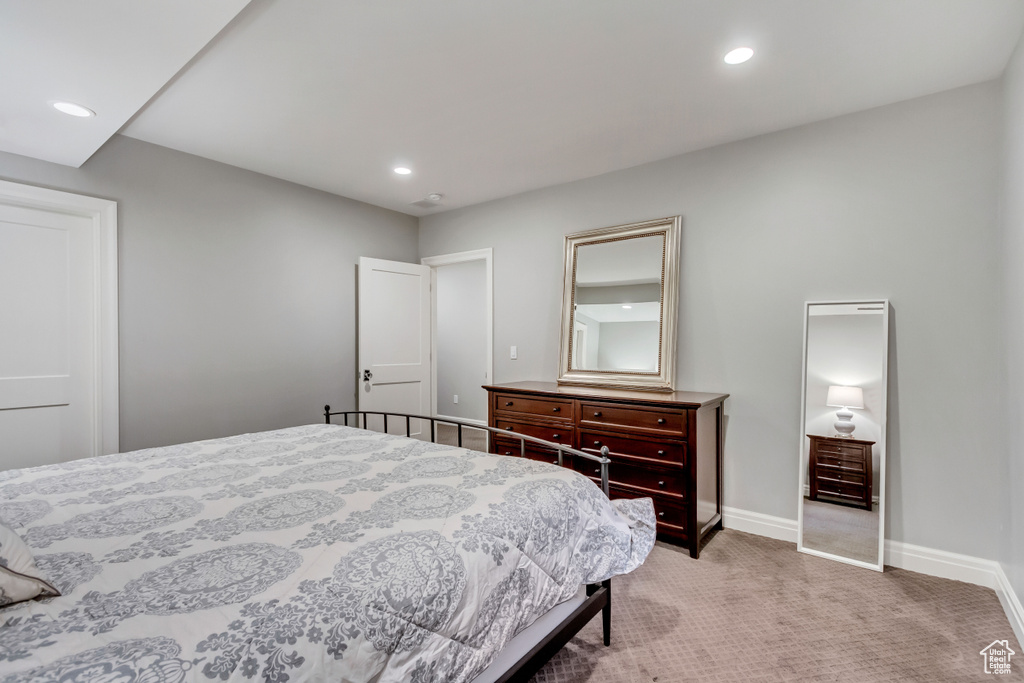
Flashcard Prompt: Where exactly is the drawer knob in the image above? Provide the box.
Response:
[594,441,601,446]
[552,434,560,439]
[552,460,558,465]
[505,427,513,431]
[657,450,665,456]
[658,481,665,487]
[552,407,560,412]
[593,411,602,417]
[658,511,665,518]
[657,418,666,425]
[505,401,513,406]
[504,451,512,456]
[594,468,600,474]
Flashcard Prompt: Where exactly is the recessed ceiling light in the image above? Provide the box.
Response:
[622,305,633,310]
[724,47,754,65]
[52,101,95,117]
[394,167,412,175]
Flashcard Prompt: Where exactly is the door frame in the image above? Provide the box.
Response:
[421,248,493,425]
[0,180,119,456]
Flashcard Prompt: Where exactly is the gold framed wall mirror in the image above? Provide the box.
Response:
[557,216,680,392]
[797,300,890,571]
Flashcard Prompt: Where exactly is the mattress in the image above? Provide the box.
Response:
[0,423,655,682]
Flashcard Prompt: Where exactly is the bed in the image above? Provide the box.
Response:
[0,416,656,683]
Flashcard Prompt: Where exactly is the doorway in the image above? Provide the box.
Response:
[421,249,492,435]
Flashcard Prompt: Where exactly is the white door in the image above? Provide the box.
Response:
[357,257,431,437]
[0,185,118,471]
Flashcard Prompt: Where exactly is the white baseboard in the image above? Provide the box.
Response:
[721,506,1024,643]
[995,564,1024,649]
[722,506,797,543]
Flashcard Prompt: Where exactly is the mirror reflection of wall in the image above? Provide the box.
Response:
[798,301,888,571]
[570,235,664,373]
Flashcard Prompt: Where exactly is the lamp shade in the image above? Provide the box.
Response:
[826,385,864,409]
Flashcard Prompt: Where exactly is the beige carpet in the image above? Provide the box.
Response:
[532,530,1023,682]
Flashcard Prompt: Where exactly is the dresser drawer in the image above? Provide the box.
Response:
[578,401,685,435]
[608,486,688,539]
[815,441,869,458]
[492,393,574,420]
[493,437,571,467]
[575,456,685,497]
[815,452,867,473]
[580,430,686,466]
[815,466,865,486]
[815,480,867,503]
[494,419,571,448]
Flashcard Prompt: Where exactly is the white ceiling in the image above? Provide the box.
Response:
[5,1,1024,216]
[0,1,251,167]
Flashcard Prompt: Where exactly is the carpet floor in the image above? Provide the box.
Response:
[531,530,1022,682]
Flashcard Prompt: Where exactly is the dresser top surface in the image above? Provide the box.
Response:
[484,381,728,407]
[807,434,876,446]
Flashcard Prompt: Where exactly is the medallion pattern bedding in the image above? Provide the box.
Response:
[0,423,656,682]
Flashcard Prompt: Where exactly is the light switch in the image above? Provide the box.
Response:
[453,395,459,404]
[510,345,518,360]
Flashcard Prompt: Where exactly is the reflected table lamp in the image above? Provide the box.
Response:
[826,385,864,438]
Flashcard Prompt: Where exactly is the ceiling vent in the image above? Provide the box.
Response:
[410,193,444,209]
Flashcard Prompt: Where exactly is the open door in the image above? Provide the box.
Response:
[357,257,431,437]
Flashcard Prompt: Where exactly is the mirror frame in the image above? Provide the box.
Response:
[796,299,889,572]
[557,216,681,392]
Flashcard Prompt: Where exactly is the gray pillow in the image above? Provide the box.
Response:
[0,522,60,607]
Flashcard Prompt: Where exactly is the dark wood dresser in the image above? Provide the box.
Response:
[807,434,874,511]
[484,381,728,558]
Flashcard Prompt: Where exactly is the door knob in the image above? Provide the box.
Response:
[362,369,373,381]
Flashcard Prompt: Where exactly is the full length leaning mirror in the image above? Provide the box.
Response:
[558,216,680,391]
[797,300,889,571]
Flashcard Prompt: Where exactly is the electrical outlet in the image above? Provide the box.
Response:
[453,395,459,404]
[510,345,518,360]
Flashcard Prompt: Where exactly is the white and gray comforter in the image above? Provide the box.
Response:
[0,423,655,682]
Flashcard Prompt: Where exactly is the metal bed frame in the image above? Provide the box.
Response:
[324,405,614,683]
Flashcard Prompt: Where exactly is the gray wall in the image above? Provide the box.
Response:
[436,259,488,421]
[0,135,418,451]
[1001,32,1024,611]
[420,82,1004,559]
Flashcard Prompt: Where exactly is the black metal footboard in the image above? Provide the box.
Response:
[323,404,615,675]
[323,405,611,497]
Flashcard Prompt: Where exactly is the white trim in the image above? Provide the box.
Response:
[995,564,1024,648]
[421,249,493,420]
[0,179,119,456]
[723,505,1024,642]
[722,506,797,542]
